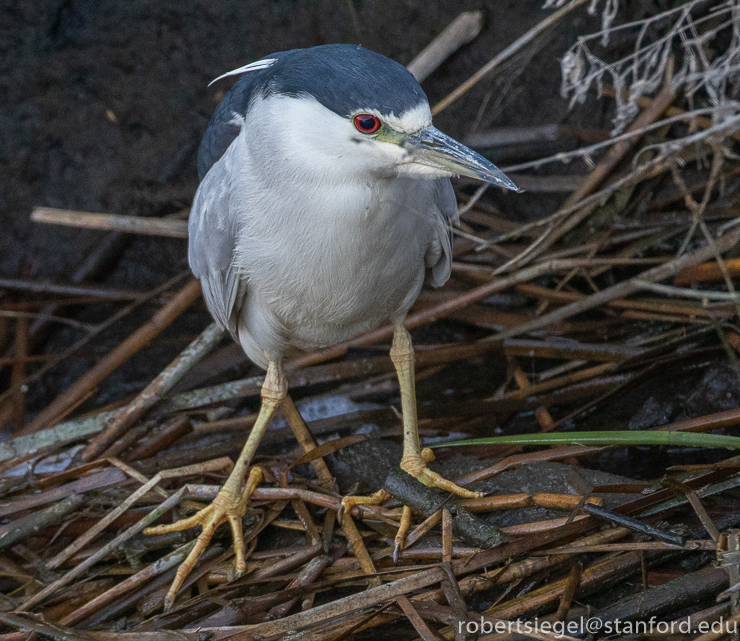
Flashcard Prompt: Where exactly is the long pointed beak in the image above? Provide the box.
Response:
[403,127,521,192]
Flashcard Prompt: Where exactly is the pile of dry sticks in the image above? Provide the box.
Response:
[1,3,740,640]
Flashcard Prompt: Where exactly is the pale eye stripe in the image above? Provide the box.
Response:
[355,103,432,134]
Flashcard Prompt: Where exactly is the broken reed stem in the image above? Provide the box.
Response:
[31,208,189,238]
[20,279,202,435]
[81,322,223,462]
[340,513,381,588]
[407,11,483,82]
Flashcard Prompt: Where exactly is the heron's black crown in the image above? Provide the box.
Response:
[263,44,427,118]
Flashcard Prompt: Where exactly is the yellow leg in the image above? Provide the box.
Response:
[391,322,482,496]
[145,360,286,611]
[338,324,483,564]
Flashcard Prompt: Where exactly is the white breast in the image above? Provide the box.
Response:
[216,94,446,361]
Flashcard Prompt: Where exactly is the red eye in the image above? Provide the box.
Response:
[353,113,381,134]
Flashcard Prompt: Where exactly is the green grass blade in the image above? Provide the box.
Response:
[431,431,740,450]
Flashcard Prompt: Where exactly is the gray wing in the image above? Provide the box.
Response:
[192,52,301,331]
[189,157,246,338]
[425,178,458,287]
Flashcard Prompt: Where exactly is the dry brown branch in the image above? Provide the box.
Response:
[31,208,189,238]
[81,322,223,461]
[20,279,201,435]
[407,11,483,83]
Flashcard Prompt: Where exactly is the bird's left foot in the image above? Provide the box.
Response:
[391,448,482,562]
[338,489,413,564]
[339,449,482,563]
[401,448,482,499]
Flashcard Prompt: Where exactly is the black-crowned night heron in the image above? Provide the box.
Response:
[146,44,519,607]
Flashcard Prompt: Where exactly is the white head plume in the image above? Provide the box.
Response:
[208,59,278,87]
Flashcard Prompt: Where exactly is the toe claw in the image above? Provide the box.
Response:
[392,543,402,565]
[163,596,175,613]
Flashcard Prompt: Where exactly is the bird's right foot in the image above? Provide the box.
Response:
[144,466,263,611]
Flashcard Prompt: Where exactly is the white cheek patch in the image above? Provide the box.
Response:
[356,102,432,134]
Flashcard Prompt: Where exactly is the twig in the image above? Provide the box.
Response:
[0,613,97,641]
[431,0,590,114]
[81,322,223,462]
[31,208,189,238]
[633,279,740,301]
[396,595,439,641]
[0,467,125,518]
[582,503,685,546]
[407,11,483,82]
[0,310,94,331]
[674,257,740,286]
[0,493,84,551]
[0,277,155,301]
[591,564,729,627]
[122,414,192,461]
